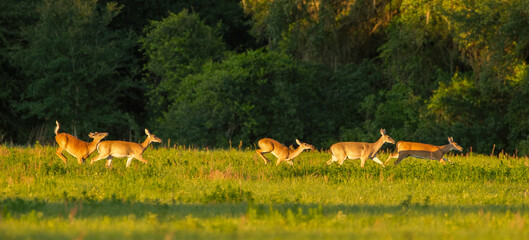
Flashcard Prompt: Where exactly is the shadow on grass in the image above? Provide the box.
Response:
[2,196,528,220]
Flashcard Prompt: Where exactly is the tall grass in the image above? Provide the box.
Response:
[1,145,529,239]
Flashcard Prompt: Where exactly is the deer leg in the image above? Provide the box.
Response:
[256,149,269,165]
[90,153,109,165]
[372,156,385,167]
[360,157,367,168]
[287,160,294,166]
[136,155,149,165]
[439,158,446,164]
[126,157,133,168]
[442,157,452,163]
[395,153,408,165]
[275,157,283,166]
[105,156,114,168]
[337,155,347,165]
[56,148,68,164]
[326,155,338,165]
[78,154,89,164]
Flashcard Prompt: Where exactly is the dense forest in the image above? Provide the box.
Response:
[1,0,529,155]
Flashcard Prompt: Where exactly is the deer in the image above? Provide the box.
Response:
[327,129,395,167]
[54,121,108,164]
[385,137,463,165]
[90,129,162,168]
[256,138,315,166]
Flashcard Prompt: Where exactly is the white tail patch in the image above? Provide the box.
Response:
[55,121,60,135]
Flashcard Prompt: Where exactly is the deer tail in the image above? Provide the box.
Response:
[55,121,60,135]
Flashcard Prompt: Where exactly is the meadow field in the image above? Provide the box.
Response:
[1,144,529,239]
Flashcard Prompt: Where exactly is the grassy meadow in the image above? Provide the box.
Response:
[1,144,529,239]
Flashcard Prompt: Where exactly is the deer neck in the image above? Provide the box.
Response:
[439,144,452,155]
[370,137,386,157]
[140,137,152,152]
[87,139,101,154]
[287,146,305,160]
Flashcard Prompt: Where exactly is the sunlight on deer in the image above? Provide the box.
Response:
[256,138,314,166]
[90,129,162,168]
[327,129,395,167]
[54,121,108,164]
[385,137,463,165]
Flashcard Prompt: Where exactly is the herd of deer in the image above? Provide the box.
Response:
[54,121,463,168]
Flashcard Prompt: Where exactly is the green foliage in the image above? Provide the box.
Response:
[3,0,529,156]
[506,64,529,154]
[140,9,226,118]
[244,0,400,69]
[203,185,254,203]
[375,0,529,152]
[0,0,39,142]
[372,83,422,142]
[10,0,140,139]
[159,50,324,147]
[323,60,388,143]
[379,0,455,96]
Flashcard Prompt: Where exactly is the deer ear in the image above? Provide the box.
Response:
[145,129,150,136]
[88,133,95,138]
[296,139,301,145]
[448,137,453,143]
[380,129,386,136]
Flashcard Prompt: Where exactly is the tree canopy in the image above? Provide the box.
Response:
[2,0,529,155]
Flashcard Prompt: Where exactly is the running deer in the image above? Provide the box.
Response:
[256,138,314,166]
[327,129,395,167]
[54,121,108,164]
[90,129,162,168]
[385,137,463,165]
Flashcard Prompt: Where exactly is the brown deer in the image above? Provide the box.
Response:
[54,121,108,164]
[256,138,314,166]
[90,129,162,168]
[385,137,463,165]
[327,129,395,167]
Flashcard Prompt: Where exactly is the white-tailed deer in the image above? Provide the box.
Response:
[327,129,395,167]
[385,137,463,165]
[90,129,162,168]
[256,138,314,166]
[54,121,108,164]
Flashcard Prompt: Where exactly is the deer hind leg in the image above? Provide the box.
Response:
[337,155,347,165]
[105,156,114,168]
[126,157,134,168]
[326,154,338,165]
[77,154,89,164]
[256,149,270,165]
[56,148,68,164]
[360,157,368,168]
[90,153,109,165]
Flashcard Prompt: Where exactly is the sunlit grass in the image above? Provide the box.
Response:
[1,145,529,239]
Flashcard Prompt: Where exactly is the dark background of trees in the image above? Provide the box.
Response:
[2,0,529,155]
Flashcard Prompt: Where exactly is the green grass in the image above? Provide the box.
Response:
[1,144,529,239]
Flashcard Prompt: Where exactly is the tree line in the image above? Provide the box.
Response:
[1,0,529,155]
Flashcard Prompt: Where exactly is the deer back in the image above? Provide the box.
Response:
[331,142,372,158]
[97,140,143,158]
[56,133,89,156]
